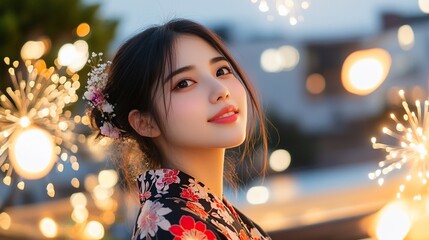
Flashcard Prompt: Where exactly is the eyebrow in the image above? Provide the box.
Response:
[165,56,228,81]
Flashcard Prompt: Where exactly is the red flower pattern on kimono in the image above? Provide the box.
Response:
[169,215,216,240]
[132,169,271,240]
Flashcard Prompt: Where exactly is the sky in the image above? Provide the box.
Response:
[86,0,422,49]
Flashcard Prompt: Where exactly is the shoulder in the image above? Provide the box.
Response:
[132,197,223,240]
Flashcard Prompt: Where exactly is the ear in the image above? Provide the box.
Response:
[128,110,161,138]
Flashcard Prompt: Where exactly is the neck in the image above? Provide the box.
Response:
[160,146,225,197]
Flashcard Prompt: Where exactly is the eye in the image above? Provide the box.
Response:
[175,79,195,89]
[216,66,232,77]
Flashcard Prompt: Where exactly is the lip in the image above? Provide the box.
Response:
[208,105,239,124]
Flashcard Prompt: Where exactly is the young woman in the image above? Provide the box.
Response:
[85,19,270,239]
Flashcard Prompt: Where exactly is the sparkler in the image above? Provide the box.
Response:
[250,0,310,25]
[369,90,429,200]
[0,58,84,196]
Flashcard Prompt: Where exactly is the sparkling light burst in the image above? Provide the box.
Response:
[250,0,310,25]
[369,90,429,200]
[0,58,83,196]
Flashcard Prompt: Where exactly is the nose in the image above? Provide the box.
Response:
[209,79,230,103]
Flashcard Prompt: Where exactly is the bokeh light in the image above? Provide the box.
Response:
[261,48,283,72]
[9,127,56,180]
[251,0,309,25]
[76,23,91,37]
[269,149,292,172]
[397,25,415,50]
[98,169,119,189]
[277,45,300,70]
[247,186,270,204]
[0,212,11,230]
[83,221,105,240]
[39,217,58,238]
[20,41,46,60]
[70,192,87,208]
[71,207,89,224]
[306,73,326,94]
[57,40,89,72]
[418,0,429,13]
[375,201,411,240]
[260,45,299,72]
[341,48,391,95]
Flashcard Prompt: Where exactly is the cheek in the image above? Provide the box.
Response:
[231,81,247,112]
[162,93,207,130]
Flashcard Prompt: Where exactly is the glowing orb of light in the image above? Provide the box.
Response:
[260,48,283,72]
[260,45,300,73]
[397,25,415,50]
[76,23,91,37]
[306,73,326,95]
[277,45,300,71]
[57,40,89,72]
[0,212,11,230]
[375,201,411,240]
[98,169,119,189]
[70,192,87,208]
[20,41,46,60]
[9,127,56,180]
[269,149,291,172]
[246,186,269,205]
[419,0,429,13]
[57,43,76,66]
[39,217,58,238]
[83,221,105,240]
[19,116,31,128]
[341,48,391,96]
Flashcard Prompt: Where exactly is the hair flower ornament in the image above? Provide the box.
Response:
[84,52,122,139]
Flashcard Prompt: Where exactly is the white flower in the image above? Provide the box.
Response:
[136,200,172,238]
[83,91,94,101]
[101,103,114,113]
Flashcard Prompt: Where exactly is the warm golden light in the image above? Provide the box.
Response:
[57,40,89,72]
[397,25,415,50]
[269,149,291,172]
[247,186,269,204]
[70,192,87,208]
[19,116,31,128]
[84,174,98,192]
[71,207,89,224]
[93,185,114,201]
[71,177,80,188]
[47,183,55,197]
[17,181,25,190]
[39,217,58,238]
[375,201,411,240]
[83,221,105,240]
[0,212,11,230]
[76,23,90,37]
[341,48,391,95]
[418,0,429,13]
[306,73,326,94]
[2,176,11,186]
[20,41,45,60]
[98,169,118,189]
[9,127,56,180]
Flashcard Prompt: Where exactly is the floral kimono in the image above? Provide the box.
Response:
[132,169,271,240]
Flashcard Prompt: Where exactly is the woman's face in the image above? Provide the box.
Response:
[153,34,247,150]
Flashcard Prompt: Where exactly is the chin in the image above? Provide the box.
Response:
[224,134,246,149]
